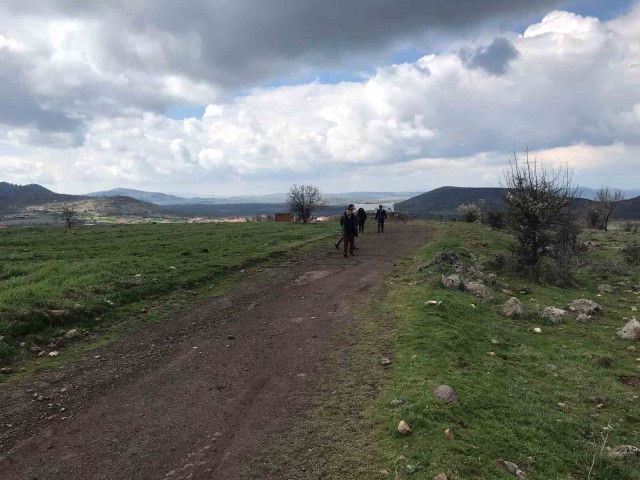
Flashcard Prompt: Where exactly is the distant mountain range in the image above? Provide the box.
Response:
[85,188,423,206]
[577,187,640,200]
[396,186,640,219]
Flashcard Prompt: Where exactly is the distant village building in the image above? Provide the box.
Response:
[353,203,394,213]
[274,213,293,222]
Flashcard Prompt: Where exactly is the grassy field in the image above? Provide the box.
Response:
[368,222,640,479]
[0,221,335,366]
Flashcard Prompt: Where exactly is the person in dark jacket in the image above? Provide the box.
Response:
[375,205,387,233]
[357,207,367,233]
[340,207,358,257]
[335,204,359,250]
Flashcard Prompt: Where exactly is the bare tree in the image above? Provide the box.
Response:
[477,198,487,224]
[287,185,326,223]
[61,203,76,230]
[503,151,578,268]
[594,187,624,231]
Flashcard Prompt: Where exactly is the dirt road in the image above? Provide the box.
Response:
[0,223,429,480]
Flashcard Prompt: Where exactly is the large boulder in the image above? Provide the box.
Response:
[617,318,640,340]
[567,299,603,316]
[433,385,458,404]
[500,297,526,319]
[542,307,567,324]
[464,281,493,301]
[441,274,462,290]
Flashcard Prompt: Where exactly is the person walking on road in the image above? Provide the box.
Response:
[340,207,358,257]
[357,207,367,234]
[335,204,359,250]
[375,205,387,233]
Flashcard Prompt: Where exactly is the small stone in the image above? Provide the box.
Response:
[390,399,404,407]
[617,318,640,340]
[227,335,235,340]
[491,338,500,345]
[381,358,392,366]
[434,474,448,480]
[0,367,13,375]
[441,274,462,290]
[533,327,542,334]
[598,284,615,294]
[542,307,567,324]
[567,299,604,316]
[20,342,27,348]
[36,395,44,402]
[558,402,569,410]
[64,329,80,339]
[544,364,557,370]
[444,428,455,440]
[398,420,413,436]
[425,300,441,306]
[627,346,637,352]
[607,445,640,458]
[30,346,42,353]
[497,460,526,478]
[464,281,493,301]
[433,385,458,404]
[500,297,526,319]
[48,351,60,357]
[576,314,592,323]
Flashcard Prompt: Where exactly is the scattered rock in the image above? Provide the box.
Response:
[64,329,80,339]
[390,399,404,407]
[497,460,526,478]
[398,420,413,436]
[19,342,27,348]
[627,345,637,352]
[444,428,455,440]
[567,299,604,316]
[617,318,640,340]
[533,327,542,334]
[425,300,442,306]
[433,252,459,265]
[30,346,42,353]
[48,309,69,319]
[484,274,499,287]
[48,351,60,357]
[542,307,567,324]
[607,445,640,458]
[598,284,615,294]
[576,314,592,323]
[0,367,12,375]
[464,281,493,301]
[441,274,462,290]
[544,364,557,370]
[227,335,235,340]
[500,297,526,319]
[434,474,448,480]
[587,396,610,405]
[381,358,392,366]
[558,402,569,410]
[433,385,458,404]
[491,338,500,345]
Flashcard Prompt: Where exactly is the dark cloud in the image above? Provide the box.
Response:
[459,37,520,75]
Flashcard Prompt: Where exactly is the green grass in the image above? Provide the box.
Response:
[367,222,640,479]
[0,222,335,366]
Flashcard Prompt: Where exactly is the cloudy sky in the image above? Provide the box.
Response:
[0,0,638,196]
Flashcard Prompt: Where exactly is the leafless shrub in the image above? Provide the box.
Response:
[593,187,624,231]
[502,150,579,279]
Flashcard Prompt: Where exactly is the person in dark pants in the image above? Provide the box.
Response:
[340,207,358,257]
[335,204,359,250]
[375,205,387,233]
[357,207,367,233]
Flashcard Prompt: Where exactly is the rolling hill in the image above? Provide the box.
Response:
[397,186,640,220]
[0,182,79,213]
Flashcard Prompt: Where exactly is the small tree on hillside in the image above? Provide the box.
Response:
[503,151,578,268]
[61,203,76,230]
[457,202,481,222]
[594,187,624,232]
[477,198,487,224]
[287,184,325,223]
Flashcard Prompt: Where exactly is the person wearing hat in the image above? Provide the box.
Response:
[375,205,387,233]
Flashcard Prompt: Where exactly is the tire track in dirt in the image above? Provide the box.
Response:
[0,223,429,480]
